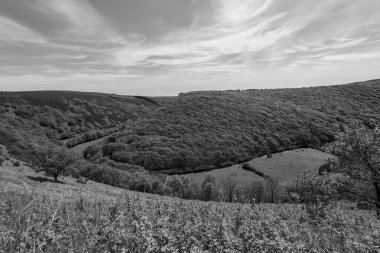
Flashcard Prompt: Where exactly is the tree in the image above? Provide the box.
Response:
[266,178,280,203]
[296,172,340,219]
[221,174,239,202]
[32,148,76,182]
[201,175,218,201]
[325,124,380,217]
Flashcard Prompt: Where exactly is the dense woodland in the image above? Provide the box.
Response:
[0,91,162,161]
[95,80,380,174]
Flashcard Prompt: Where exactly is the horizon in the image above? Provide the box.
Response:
[1,78,379,97]
[1,0,380,96]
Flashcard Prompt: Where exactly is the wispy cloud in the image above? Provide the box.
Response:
[320,52,380,61]
[30,0,125,48]
[112,5,296,73]
[0,16,45,44]
[211,0,273,24]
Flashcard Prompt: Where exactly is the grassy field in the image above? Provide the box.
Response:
[0,159,379,252]
[185,148,335,186]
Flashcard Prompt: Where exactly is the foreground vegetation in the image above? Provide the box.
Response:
[0,187,379,252]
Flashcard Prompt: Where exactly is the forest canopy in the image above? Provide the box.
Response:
[100,80,380,173]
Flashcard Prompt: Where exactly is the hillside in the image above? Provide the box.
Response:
[0,90,160,161]
[0,156,379,252]
[97,79,380,173]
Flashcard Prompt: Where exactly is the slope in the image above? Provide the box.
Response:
[99,79,380,173]
[0,90,160,161]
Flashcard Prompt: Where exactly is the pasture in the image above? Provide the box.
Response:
[185,148,336,186]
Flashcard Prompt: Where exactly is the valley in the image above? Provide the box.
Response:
[1,80,380,252]
[1,79,379,201]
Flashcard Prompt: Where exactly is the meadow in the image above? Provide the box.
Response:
[1,161,379,253]
[184,148,335,186]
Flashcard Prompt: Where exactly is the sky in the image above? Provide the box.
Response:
[0,0,380,96]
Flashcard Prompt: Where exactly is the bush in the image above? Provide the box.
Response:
[12,161,21,167]
[76,177,88,185]
[296,172,340,219]
[80,164,130,189]
[102,143,126,156]
[357,201,374,210]
[241,163,267,178]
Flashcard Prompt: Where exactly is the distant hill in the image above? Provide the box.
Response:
[99,79,380,173]
[0,90,160,160]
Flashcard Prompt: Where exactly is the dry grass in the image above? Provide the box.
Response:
[1,160,379,252]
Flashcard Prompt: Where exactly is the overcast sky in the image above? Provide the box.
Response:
[0,0,379,95]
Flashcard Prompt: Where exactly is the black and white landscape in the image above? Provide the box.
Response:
[0,1,379,252]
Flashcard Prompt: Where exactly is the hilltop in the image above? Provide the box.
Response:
[95,79,380,174]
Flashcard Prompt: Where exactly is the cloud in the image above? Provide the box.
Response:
[1,0,380,95]
[32,0,124,46]
[211,0,273,24]
[0,15,45,44]
[320,52,380,61]
[112,9,295,72]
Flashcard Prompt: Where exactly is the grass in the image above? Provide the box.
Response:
[245,148,335,184]
[184,148,335,186]
[1,157,379,252]
[183,164,265,186]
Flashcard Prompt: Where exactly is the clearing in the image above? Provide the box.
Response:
[184,148,336,186]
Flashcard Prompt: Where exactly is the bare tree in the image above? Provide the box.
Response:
[266,178,280,203]
[244,181,265,203]
[221,174,239,202]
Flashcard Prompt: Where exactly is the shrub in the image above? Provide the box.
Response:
[14,106,34,118]
[102,143,126,156]
[296,172,340,219]
[80,164,131,188]
[241,163,267,178]
[76,177,88,184]
[12,161,21,167]
[357,201,374,210]
[59,132,71,140]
